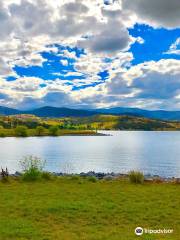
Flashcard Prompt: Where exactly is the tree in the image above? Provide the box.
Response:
[15,126,28,137]
[49,126,59,136]
[35,126,45,136]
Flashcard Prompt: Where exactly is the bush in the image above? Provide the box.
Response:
[41,172,53,180]
[15,126,28,137]
[0,133,5,137]
[20,155,45,181]
[87,176,97,183]
[49,126,59,136]
[1,168,9,183]
[22,167,41,181]
[35,126,46,136]
[128,171,144,184]
[71,175,81,181]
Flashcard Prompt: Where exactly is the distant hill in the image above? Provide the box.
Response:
[0,106,20,115]
[0,106,97,118]
[73,115,180,131]
[27,106,96,117]
[0,106,180,121]
[95,107,180,121]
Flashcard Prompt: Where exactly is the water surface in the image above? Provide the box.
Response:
[0,131,179,177]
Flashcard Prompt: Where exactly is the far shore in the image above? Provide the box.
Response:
[0,129,109,137]
[0,132,108,137]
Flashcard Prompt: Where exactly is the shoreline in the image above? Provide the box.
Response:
[10,171,180,182]
[0,132,108,137]
[0,129,180,139]
[0,130,109,137]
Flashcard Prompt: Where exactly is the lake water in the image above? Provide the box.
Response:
[0,131,179,177]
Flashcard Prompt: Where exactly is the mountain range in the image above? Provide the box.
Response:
[0,106,180,121]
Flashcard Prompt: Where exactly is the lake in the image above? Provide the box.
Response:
[0,131,179,177]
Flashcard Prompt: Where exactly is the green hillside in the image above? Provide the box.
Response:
[0,114,179,137]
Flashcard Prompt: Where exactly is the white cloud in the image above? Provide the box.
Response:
[60,59,68,66]
[1,58,179,110]
[0,0,179,110]
[75,59,180,109]
[74,51,133,85]
[136,37,145,44]
[121,0,180,29]
[0,0,134,80]
[165,38,180,55]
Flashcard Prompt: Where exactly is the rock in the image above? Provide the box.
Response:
[117,173,127,178]
[153,175,160,178]
[80,172,87,177]
[144,174,152,178]
[14,171,22,176]
[55,172,63,176]
[103,175,114,181]
[153,177,164,183]
[110,172,116,176]
[144,178,154,182]
[8,171,177,183]
[86,171,96,177]
[96,172,105,179]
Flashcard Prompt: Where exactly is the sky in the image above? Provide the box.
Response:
[0,0,180,110]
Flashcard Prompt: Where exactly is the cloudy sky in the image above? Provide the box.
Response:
[0,0,180,110]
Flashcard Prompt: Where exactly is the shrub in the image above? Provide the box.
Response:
[20,155,45,181]
[49,126,59,136]
[0,133,5,137]
[128,171,144,184]
[20,155,45,171]
[22,167,41,181]
[35,126,46,136]
[41,172,53,180]
[1,168,9,183]
[87,176,97,183]
[71,175,81,181]
[15,126,28,137]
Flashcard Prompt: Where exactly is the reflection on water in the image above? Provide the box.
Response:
[0,131,179,177]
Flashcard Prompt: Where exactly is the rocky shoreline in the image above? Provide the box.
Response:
[11,171,180,183]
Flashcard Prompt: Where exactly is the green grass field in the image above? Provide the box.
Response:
[0,178,179,240]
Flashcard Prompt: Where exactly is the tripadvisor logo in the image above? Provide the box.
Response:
[135,227,143,236]
[135,227,173,236]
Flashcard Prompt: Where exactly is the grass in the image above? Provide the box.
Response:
[0,128,97,137]
[0,178,179,240]
[128,171,144,184]
[41,172,53,181]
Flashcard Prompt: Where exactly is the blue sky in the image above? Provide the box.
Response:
[0,0,180,110]
[129,24,180,64]
[12,25,180,81]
